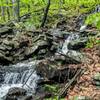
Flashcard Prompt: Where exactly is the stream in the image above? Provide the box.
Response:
[0,60,40,99]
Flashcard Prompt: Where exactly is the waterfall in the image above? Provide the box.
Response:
[61,33,79,54]
[0,60,40,99]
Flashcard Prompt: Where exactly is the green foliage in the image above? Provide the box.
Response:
[43,84,65,100]
[86,35,100,48]
[85,13,100,30]
[72,95,91,100]
[43,84,59,94]
[86,36,95,48]
[0,0,100,27]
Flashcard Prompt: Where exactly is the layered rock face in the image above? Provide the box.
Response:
[0,26,52,65]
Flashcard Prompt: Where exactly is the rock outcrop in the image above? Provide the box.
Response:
[0,26,52,65]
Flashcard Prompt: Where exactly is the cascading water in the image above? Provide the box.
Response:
[0,60,40,99]
[58,32,87,63]
[61,33,80,54]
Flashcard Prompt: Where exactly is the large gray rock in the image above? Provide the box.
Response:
[66,50,88,63]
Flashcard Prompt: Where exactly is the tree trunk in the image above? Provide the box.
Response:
[1,0,6,21]
[16,0,20,21]
[12,0,16,19]
[41,0,51,27]
[6,0,10,20]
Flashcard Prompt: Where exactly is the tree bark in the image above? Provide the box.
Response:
[41,0,51,27]
[16,0,20,22]
[1,0,6,21]
[6,0,10,20]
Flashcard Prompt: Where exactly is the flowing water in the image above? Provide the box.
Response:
[0,60,40,99]
[61,33,79,54]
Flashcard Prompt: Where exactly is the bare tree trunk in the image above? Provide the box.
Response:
[41,0,51,27]
[12,0,16,19]
[16,0,20,21]
[6,0,10,20]
[1,0,6,21]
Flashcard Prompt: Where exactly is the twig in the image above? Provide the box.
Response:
[22,69,35,88]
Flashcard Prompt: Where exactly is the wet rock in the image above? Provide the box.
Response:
[7,87,27,96]
[66,50,88,63]
[5,96,17,100]
[49,28,70,40]
[5,87,27,100]
[23,95,33,100]
[80,25,87,32]
[68,37,88,50]
[54,53,81,64]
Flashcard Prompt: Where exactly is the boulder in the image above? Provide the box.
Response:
[65,50,88,63]
[6,87,27,96]
[5,87,27,100]
[68,37,88,50]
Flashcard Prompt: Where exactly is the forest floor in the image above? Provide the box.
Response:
[67,46,100,100]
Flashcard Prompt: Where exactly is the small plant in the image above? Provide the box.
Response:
[86,35,100,48]
[85,13,100,30]
[86,36,95,48]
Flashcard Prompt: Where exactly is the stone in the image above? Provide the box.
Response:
[80,25,87,32]
[68,37,88,50]
[5,96,18,100]
[23,95,33,100]
[66,50,88,63]
[73,95,91,100]
[0,46,6,51]
[5,87,27,100]
[93,73,100,87]
[0,26,13,35]
[35,92,52,100]
[7,87,27,96]
[0,52,13,65]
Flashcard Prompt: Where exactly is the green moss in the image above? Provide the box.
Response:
[43,84,59,94]
[42,84,65,100]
